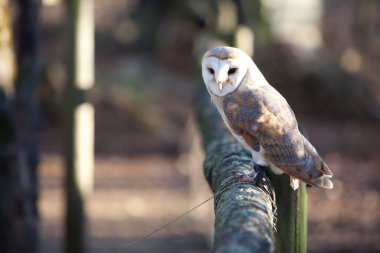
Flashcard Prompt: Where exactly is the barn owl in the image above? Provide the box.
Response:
[201,46,333,190]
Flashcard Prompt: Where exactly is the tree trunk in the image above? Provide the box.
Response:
[0,0,41,252]
[0,1,16,252]
[64,0,94,252]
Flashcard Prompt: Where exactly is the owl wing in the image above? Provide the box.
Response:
[250,85,305,167]
[223,86,302,166]
[223,86,333,188]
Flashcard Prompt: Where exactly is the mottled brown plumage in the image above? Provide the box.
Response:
[202,46,333,189]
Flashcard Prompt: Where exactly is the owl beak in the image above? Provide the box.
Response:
[218,82,223,91]
[216,71,228,91]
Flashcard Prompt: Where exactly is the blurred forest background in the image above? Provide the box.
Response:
[1,0,380,253]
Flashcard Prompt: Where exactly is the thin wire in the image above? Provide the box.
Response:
[114,180,242,253]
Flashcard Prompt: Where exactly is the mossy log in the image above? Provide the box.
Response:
[195,89,275,253]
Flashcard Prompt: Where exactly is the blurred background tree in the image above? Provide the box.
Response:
[0,0,40,253]
[63,0,94,253]
[0,0,16,252]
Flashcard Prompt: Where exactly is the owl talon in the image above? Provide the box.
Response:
[252,164,267,185]
[235,173,258,184]
[235,164,268,186]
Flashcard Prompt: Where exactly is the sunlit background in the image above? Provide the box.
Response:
[4,0,380,252]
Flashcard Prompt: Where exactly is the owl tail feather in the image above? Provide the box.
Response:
[302,159,334,189]
[320,161,333,177]
[311,174,333,189]
[290,173,333,190]
[292,138,334,189]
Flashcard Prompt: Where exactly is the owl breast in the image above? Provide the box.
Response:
[222,90,263,150]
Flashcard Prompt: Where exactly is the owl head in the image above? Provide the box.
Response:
[201,46,253,97]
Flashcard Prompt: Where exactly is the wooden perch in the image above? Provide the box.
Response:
[195,89,275,253]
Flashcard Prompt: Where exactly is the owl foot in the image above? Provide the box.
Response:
[252,164,268,185]
[235,164,267,184]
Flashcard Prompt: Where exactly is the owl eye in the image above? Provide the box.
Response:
[207,67,214,74]
[228,68,238,75]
